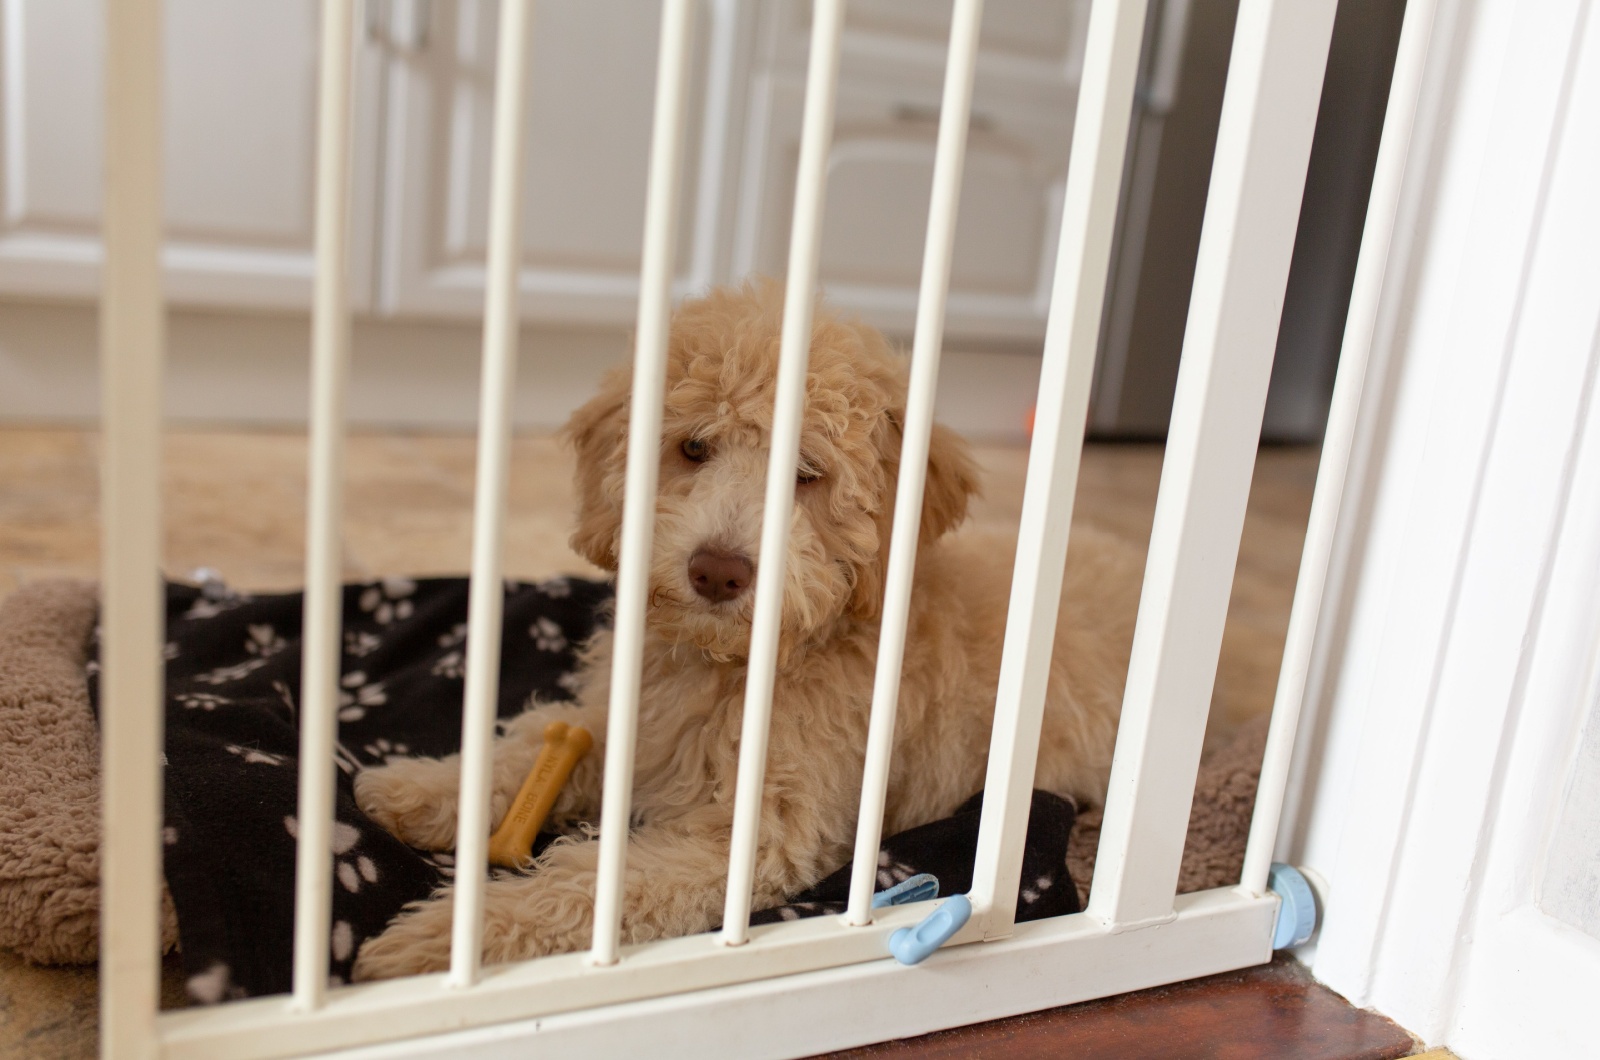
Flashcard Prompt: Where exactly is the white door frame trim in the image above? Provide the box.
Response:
[1282,0,1600,1053]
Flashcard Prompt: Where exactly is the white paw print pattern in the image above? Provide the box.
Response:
[331,920,355,963]
[224,743,289,767]
[184,597,236,621]
[333,742,364,776]
[424,851,457,879]
[337,671,387,722]
[875,850,918,890]
[538,577,572,599]
[176,692,230,711]
[1020,874,1055,905]
[338,854,379,893]
[432,650,464,679]
[244,624,287,658]
[556,669,583,695]
[185,961,238,1004]
[359,577,416,625]
[194,657,270,685]
[437,622,467,648]
[361,737,410,763]
[530,616,567,653]
[775,902,828,921]
[283,815,381,894]
[163,641,180,661]
[344,629,382,658]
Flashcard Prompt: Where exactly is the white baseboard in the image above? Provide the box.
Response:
[0,300,1037,442]
[0,300,629,432]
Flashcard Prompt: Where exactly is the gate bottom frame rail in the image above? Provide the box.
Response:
[158,889,1276,1059]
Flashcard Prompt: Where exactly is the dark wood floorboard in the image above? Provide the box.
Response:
[816,956,1417,1060]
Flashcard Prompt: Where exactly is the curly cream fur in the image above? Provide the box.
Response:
[352,281,1139,980]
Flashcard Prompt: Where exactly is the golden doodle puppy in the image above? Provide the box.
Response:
[352,281,1139,980]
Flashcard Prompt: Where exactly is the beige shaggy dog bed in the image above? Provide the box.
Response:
[0,577,1266,968]
[0,580,178,965]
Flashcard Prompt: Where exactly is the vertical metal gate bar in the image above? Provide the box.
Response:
[846,0,986,928]
[1241,0,1441,896]
[720,0,845,947]
[590,0,696,967]
[99,0,166,1052]
[449,0,537,988]
[966,0,1149,940]
[292,0,358,1011]
[1085,0,1338,929]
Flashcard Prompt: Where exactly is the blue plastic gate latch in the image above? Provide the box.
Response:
[872,873,940,909]
[1267,862,1317,949]
[888,893,972,966]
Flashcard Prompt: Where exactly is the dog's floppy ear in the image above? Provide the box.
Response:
[563,367,632,570]
[850,414,978,622]
[911,419,981,543]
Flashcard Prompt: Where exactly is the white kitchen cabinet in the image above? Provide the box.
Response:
[734,76,1072,341]
[373,0,743,324]
[0,0,734,323]
[0,0,1083,342]
[734,0,1090,340]
[0,0,385,309]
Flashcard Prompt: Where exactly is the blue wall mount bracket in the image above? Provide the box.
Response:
[1267,862,1317,949]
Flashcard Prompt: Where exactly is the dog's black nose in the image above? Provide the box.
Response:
[687,549,753,603]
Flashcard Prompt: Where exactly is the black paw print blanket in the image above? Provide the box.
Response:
[88,577,1078,1004]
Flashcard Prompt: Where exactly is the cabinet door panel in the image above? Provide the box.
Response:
[164,2,319,245]
[767,0,1092,80]
[0,0,380,308]
[818,140,1049,294]
[738,78,1069,341]
[378,0,717,323]
[844,0,1088,66]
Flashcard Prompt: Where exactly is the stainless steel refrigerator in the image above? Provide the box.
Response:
[1092,0,1408,441]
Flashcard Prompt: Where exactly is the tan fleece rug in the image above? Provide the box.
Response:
[0,428,1311,1056]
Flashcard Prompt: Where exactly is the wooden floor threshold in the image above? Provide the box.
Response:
[817,955,1424,1060]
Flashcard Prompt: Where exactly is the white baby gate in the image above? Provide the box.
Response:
[93,0,1435,1056]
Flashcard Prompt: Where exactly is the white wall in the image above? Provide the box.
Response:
[0,299,1041,441]
[1542,699,1600,940]
[0,300,629,431]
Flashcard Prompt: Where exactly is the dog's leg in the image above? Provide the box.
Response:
[353,704,605,851]
[352,800,834,980]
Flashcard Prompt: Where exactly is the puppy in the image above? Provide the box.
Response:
[351,281,1139,980]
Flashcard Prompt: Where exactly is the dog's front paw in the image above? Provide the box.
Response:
[353,758,462,851]
[352,899,455,981]
[354,871,603,981]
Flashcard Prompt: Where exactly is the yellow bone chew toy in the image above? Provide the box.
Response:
[486,721,593,868]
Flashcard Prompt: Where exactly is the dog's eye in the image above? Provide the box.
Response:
[796,467,822,486]
[680,438,710,463]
